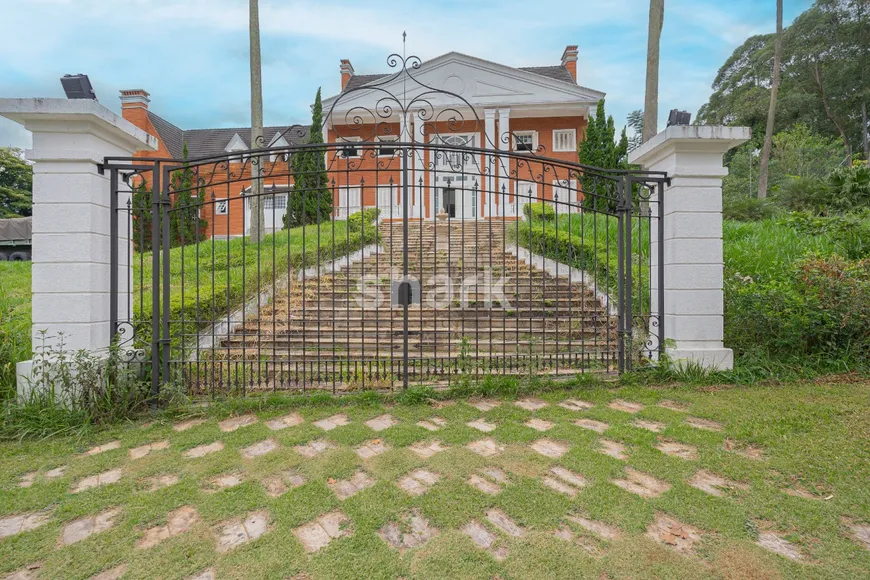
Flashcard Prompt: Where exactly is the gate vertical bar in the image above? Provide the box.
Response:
[161,165,172,387]
[109,168,119,342]
[657,178,665,360]
[401,142,410,388]
[150,162,161,402]
[624,174,633,372]
[615,177,625,373]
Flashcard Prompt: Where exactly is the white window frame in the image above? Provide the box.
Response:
[513,130,538,153]
[435,132,476,170]
[339,136,361,158]
[552,179,580,212]
[377,183,401,218]
[552,129,577,153]
[336,186,362,218]
[376,135,398,157]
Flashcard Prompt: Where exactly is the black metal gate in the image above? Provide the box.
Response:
[106,55,666,397]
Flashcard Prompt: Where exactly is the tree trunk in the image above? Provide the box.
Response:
[757,0,782,200]
[249,0,265,242]
[642,0,664,143]
[813,62,852,158]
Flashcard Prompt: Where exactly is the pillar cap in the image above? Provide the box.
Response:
[629,125,751,166]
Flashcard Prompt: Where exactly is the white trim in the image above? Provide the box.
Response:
[552,129,577,152]
[376,135,398,157]
[552,178,580,212]
[514,130,537,153]
[336,186,362,218]
[339,136,362,158]
[269,136,289,162]
[225,132,248,153]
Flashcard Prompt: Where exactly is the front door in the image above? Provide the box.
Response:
[438,184,476,219]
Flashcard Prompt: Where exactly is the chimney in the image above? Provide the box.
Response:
[119,89,150,128]
[340,59,355,91]
[561,45,578,83]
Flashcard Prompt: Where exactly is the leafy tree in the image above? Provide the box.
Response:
[757,0,783,199]
[284,88,332,228]
[578,100,629,212]
[698,0,870,158]
[131,180,154,253]
[0,147,32,218]
[627,109,644,152]
[168,143,207,247]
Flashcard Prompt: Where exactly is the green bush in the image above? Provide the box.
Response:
[827,163,870,212]
[723,196,780,221]
[777,212,870,260]
[0,263,31,401]
[522,202,556,222]
[347,207,381,232]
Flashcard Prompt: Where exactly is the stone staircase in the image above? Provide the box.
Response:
[217,220,617,389]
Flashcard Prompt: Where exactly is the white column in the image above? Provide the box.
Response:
[628,125,750,370]
[413,117,426,219]
[484,109,496,219]
[496,108,510,215]
[0,98,157,388]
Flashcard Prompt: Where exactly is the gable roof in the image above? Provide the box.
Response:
[146,112,310,159]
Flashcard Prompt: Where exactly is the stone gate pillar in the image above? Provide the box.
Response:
[0,98,157,393]
[628,126,750,370]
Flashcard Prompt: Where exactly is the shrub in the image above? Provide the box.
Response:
[772,176,833,214]
[723,196,779,221]
[347,208,381,232]
[522,202,556,222]
[827,163,870,212]
[778,212,870,260]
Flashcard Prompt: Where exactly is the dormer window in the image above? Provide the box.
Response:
[225,132,248,154]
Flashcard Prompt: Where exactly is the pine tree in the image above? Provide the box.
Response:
[284,88,333,228]
[169,143,207,246]
[578,99,629,211]
[131,180,154,253]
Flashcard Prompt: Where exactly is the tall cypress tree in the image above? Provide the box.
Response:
[578,99,628,211]
[285,88,332,228]
[169,143,207,246]
[131,180,153,253]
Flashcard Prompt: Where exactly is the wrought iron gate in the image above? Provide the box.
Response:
[106,54,667,397]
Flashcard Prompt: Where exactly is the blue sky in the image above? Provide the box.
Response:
[0,0,812,150]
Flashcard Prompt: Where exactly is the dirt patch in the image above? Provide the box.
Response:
[658,400,689,412]
[410,440,449,458]
[467,438,504,457]
[18,472,36,488]
[262,470,305,498]
[530,439,569,459]
[782,485,830,501]
[656,440,698,460]
[608,400,644,414]
[723,439,765,460]
[756,532,802,561]
[136,506,200,549]
[187,569,215,580]
[525,418,554,432]
[550,466,588,489]
[219,414,258,432]
[82,441,121,457]
[482,468,509,483]
[365,414,398,432]
[687,470,748,497]
[416,417,447,431]
[4,563,42,580]
[313,413,350,431]
[216,511,270,553]
[0,512,51,539]
[713,543,784,580]
[559,399,594,412]
[633,419,665,433]
[468,399,500,412]
[486,509,525,537]
[129,440,170,460]
[207,473,243,492]
[575,419,609,434]
[294,511,351,553]
[566,515,621,541]
[60,507,121,546]
[329,471,375,500]
[646,514,703,553]
[71,468,123,493]
[598,439,627,460]
[45,466,66,479]
[173,418,206,432]
[294,439,336,458]
[515,398,548,411]
[542,476,579,497]
[184,441,224,459]
[398,469,441,496]
[685,417,723,432]
[144,474,179,492]
[241,439,278,459]
[265,413,303,431]
[467,419,497,433]
[468,474,502,495]
[91,564,128,580]
[847,521,870,551]
[356,439,390,459]
[612,467,671,498]
[378,509,438,551]
[463,520,508,560]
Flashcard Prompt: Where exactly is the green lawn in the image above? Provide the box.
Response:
[2,378,868,579]
[0,262,31,399]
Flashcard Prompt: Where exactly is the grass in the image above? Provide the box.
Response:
[0,262,31,400]
[132,219,377,344]
[0,377,868,578]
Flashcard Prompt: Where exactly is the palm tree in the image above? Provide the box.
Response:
[642,0,664,142]
[758,0,783,199]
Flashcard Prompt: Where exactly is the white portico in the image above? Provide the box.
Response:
[322,50,604,220]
